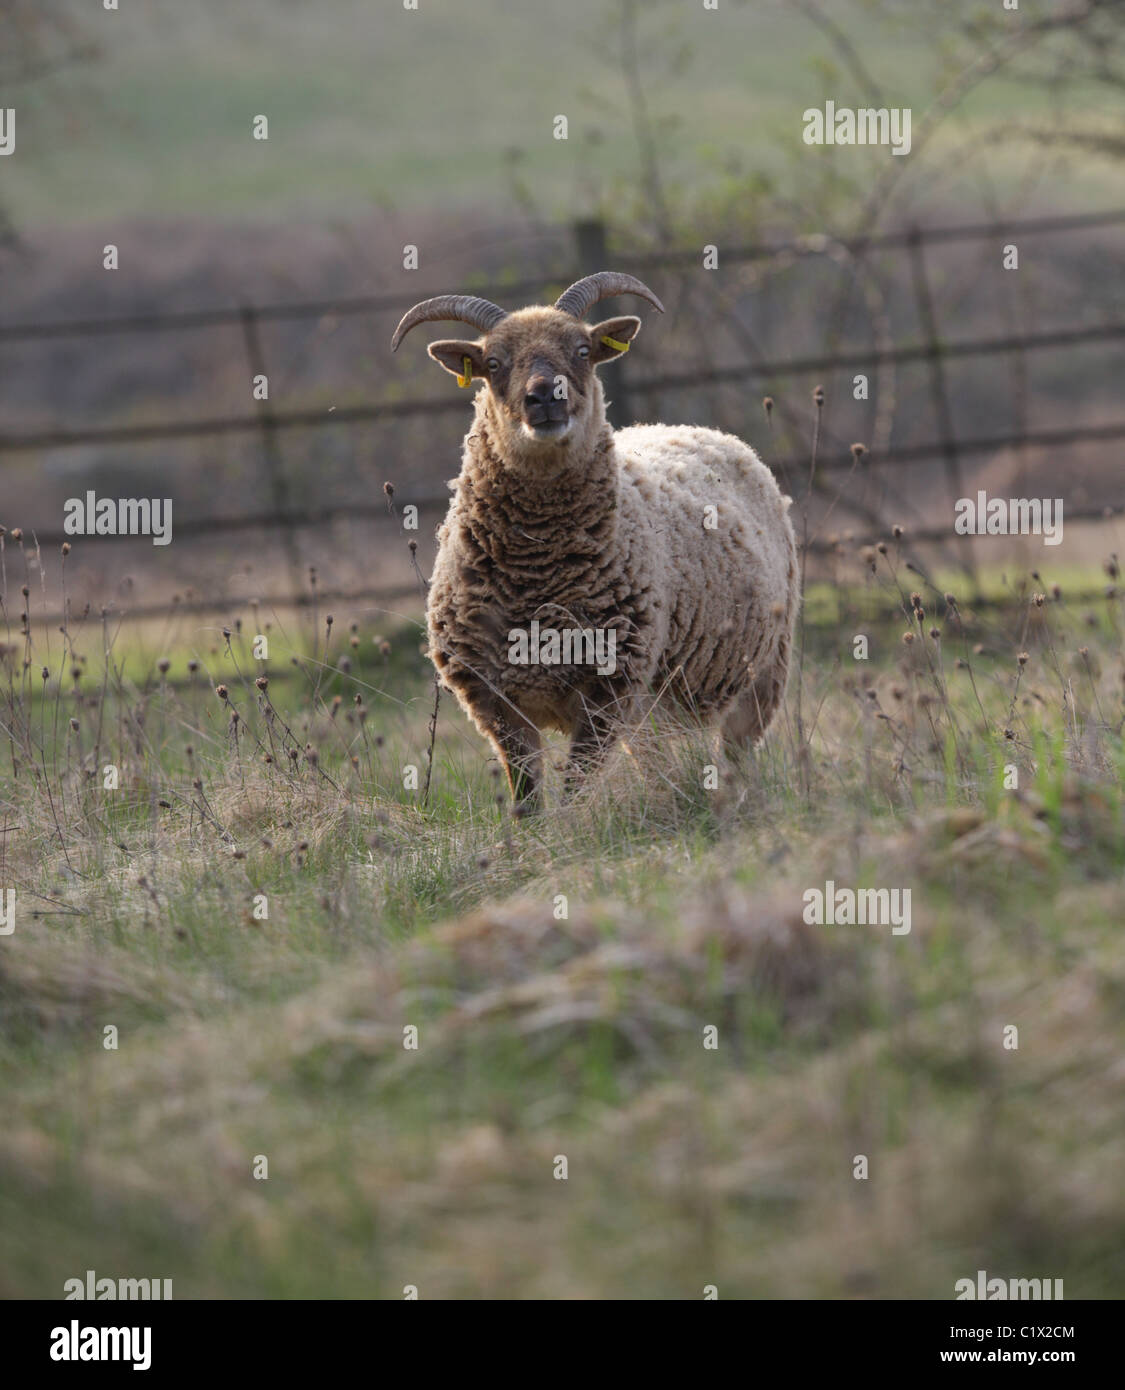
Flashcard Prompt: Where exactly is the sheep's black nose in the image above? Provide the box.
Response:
[524,376,553,408]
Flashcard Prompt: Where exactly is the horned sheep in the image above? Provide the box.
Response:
[391,271,799,806]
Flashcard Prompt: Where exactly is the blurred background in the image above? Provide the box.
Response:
[1,0,1123,617]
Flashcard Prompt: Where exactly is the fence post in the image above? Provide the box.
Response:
[906,227,975,584]
[239,304,302,596]
[573,218,631,428]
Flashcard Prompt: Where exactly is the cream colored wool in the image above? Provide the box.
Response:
[426,360,798,802]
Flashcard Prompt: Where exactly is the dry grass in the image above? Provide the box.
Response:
[1,526,1124,1297]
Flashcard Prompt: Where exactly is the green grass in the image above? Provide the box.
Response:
[7,0,1125,227]
[1,533,1123,1298]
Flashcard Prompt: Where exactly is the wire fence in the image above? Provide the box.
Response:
[2,207,1122,625]
[3,207,1123,342]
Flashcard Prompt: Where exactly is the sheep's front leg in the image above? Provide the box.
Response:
[489,712,542,808]
[564,696,621,796]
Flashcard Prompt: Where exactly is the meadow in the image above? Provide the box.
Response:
[1,524,1123,1298]
[7,0,1123,228]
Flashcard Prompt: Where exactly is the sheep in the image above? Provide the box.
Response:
[390,271,799,806]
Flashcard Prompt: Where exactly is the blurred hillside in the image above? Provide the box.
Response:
[5,0,1122,226]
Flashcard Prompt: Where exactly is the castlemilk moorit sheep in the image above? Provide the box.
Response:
[391,271,799,806]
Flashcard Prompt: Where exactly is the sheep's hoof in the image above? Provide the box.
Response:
[560,771,590,805]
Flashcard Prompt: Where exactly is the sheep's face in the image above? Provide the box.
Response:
[428,307,641,459]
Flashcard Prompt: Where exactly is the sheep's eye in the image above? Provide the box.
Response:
[486,357,501,373]
[577,344,590,359]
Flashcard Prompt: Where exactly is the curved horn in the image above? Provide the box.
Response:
[554,271,665,320]
[390,295,508,352]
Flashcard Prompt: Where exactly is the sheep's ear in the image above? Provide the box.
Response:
[427,340,487,385]
[588,316,642,365]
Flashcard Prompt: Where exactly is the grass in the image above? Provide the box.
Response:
[0,520,1123,1299]
[7,0,1125,227]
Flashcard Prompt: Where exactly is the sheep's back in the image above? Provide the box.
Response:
[613,424,798,710]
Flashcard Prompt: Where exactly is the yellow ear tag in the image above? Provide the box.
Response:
[601,334,630,353]
[457,356,473,387]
